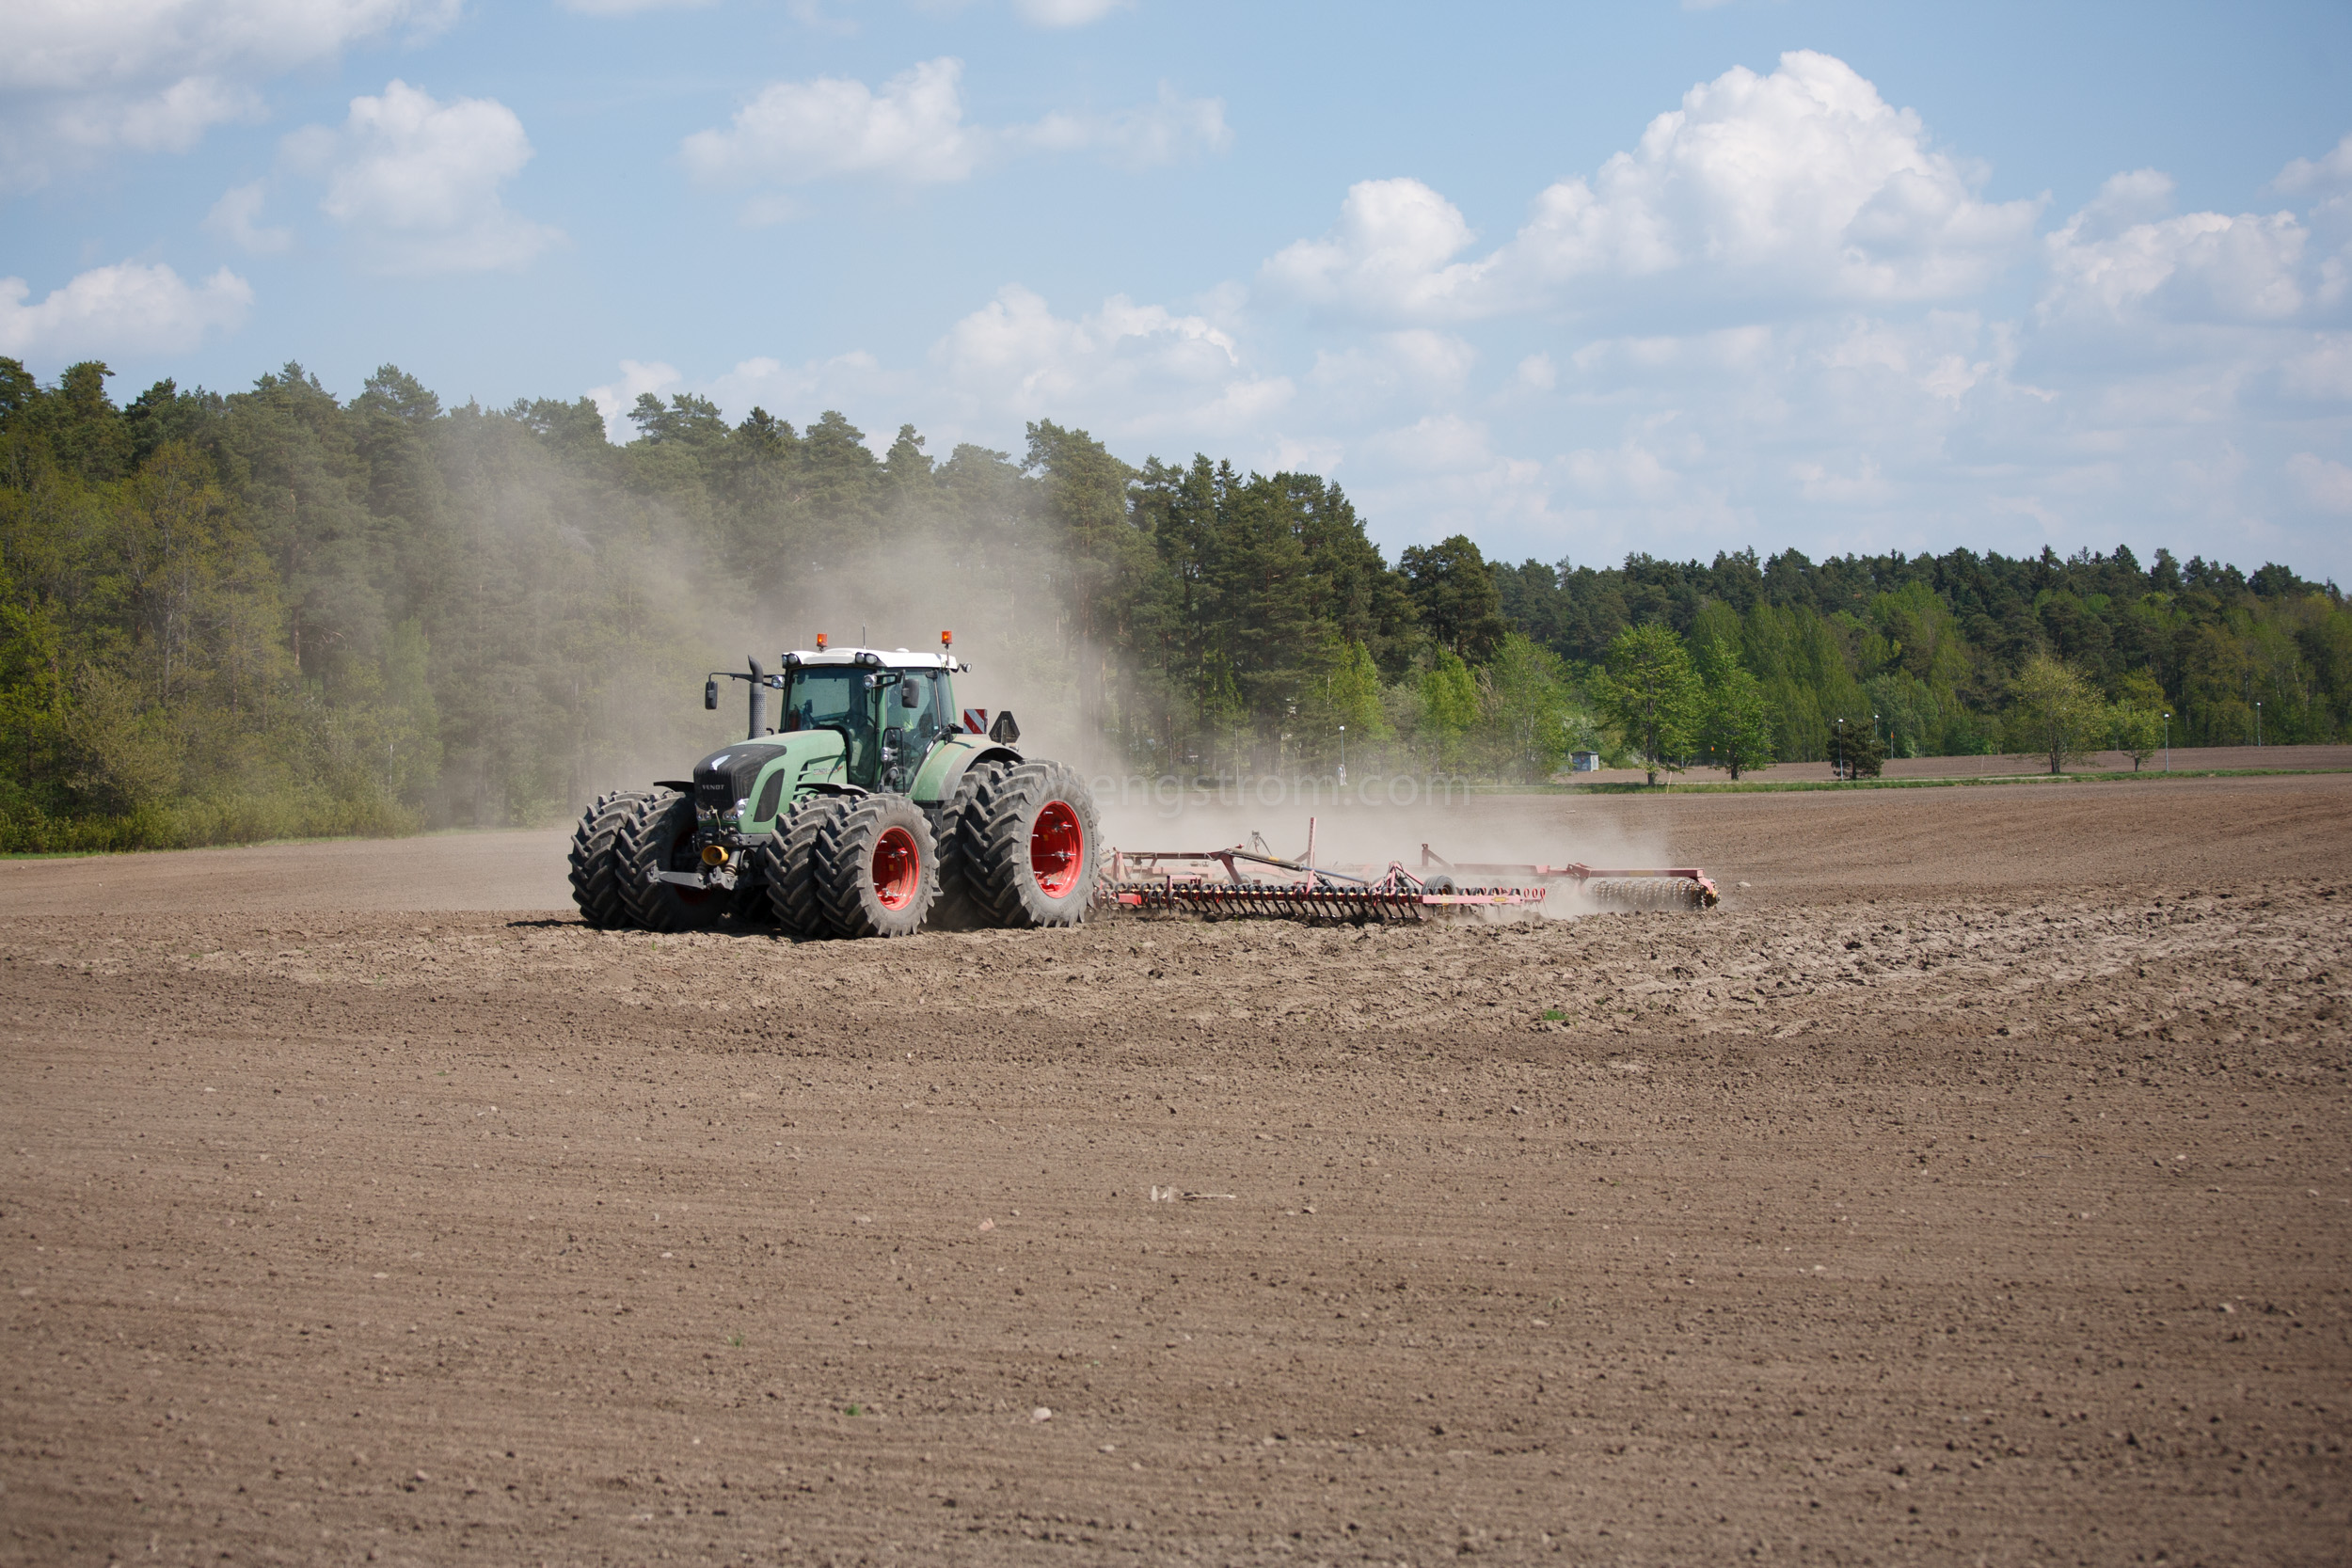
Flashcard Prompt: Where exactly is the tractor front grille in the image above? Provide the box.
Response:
[692,743,786,817]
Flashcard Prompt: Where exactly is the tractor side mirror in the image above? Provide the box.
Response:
[704,678,718,711]
[899,680,921,708]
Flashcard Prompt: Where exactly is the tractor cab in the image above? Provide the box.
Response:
[775,645,960,793]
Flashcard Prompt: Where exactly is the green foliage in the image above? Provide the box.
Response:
[2110,702,2166,770]
[1477,633,1577,782]
[4,351,2344,856]
[2007,655,2108,774]
[1595,623,1700,785]
[1418,649,1480,770]
[1829,716,1886,779]
[1494,545,2350,758]
[1695,642,1774,780]
[1400,535,1508,662]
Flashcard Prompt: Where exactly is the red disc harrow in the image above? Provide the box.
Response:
[1094,820,1717,924]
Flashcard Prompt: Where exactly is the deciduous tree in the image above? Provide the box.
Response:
[1595,624,1698,786]
[1695,643,1774,781]
[2008,655,2107,774]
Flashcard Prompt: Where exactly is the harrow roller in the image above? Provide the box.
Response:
[1104,879,1543,924]
[1419,847,1720,910]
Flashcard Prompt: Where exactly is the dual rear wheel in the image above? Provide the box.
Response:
[758,761,1099,939]
[957,760,1099,930]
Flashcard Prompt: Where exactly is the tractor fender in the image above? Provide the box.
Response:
[912,736,1023,806]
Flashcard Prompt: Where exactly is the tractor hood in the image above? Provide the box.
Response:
[686,730,847,826]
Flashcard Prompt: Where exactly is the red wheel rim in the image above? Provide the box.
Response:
[871,826,921,911]
[1030,800,1084,899]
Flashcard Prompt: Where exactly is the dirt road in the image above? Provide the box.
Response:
[3,775,2347,1565]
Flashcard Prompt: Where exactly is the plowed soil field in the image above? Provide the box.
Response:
[4,775,2348,1566]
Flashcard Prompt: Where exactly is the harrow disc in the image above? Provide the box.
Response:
[1100,881,1545,924]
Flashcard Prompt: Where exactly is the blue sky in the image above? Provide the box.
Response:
[7,0,2350,581]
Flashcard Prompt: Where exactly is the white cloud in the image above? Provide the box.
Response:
[707,351,892,421]
[598,285,1291,459]
[1792,454,1892,504]
[2287,451,2352,513]
[2065,167,2177,240]
[586,360,681,444]
[1381,413,1495,474]
[2280,336,2352,401]
[287,80,564,274]
[1262,51,2040,324]
[1014,85,1232,169]
[1226,64,2352,576]
[0,261,252,360]
[680,57,1229,198]
[203,180,294,254]
[2276,134,2352,197]
[931,285,1288,439]
[1011,0,1131,24]
[1306,329,1477,419]
[0,0,456,185]
[1263,179,1484,321]
[683,57,977,186]
[2043,200,2310,325]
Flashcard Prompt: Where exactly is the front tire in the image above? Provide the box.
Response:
[814,795,938,939]
[960,760,1100,928]
[761,795,850,940]
[568,789,653,928]
[618,791,725,933]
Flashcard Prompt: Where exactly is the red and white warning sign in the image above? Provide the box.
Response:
[961,707,988,734]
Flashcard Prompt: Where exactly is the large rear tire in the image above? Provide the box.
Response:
[814,795,937,939]
[568,789,653,928]
[618,792,725,933]
[926,760,1006,931]
[960,760,1100,928]
[761,795,850,939]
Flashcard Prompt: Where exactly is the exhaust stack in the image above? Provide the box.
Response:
[746,657,769,738]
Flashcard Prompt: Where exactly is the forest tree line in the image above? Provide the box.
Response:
[2,355,2346,850]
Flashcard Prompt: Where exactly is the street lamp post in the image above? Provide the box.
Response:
[2255,701,2263,748]
[1835,717,1845,781]
[1338,724,1346,786]
[2163,711,2170,772]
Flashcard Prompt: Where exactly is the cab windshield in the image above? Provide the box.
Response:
[780,666,868,735]
[779,664,954,787]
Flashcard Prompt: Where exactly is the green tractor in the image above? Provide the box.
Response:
[567,634,1101,938]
